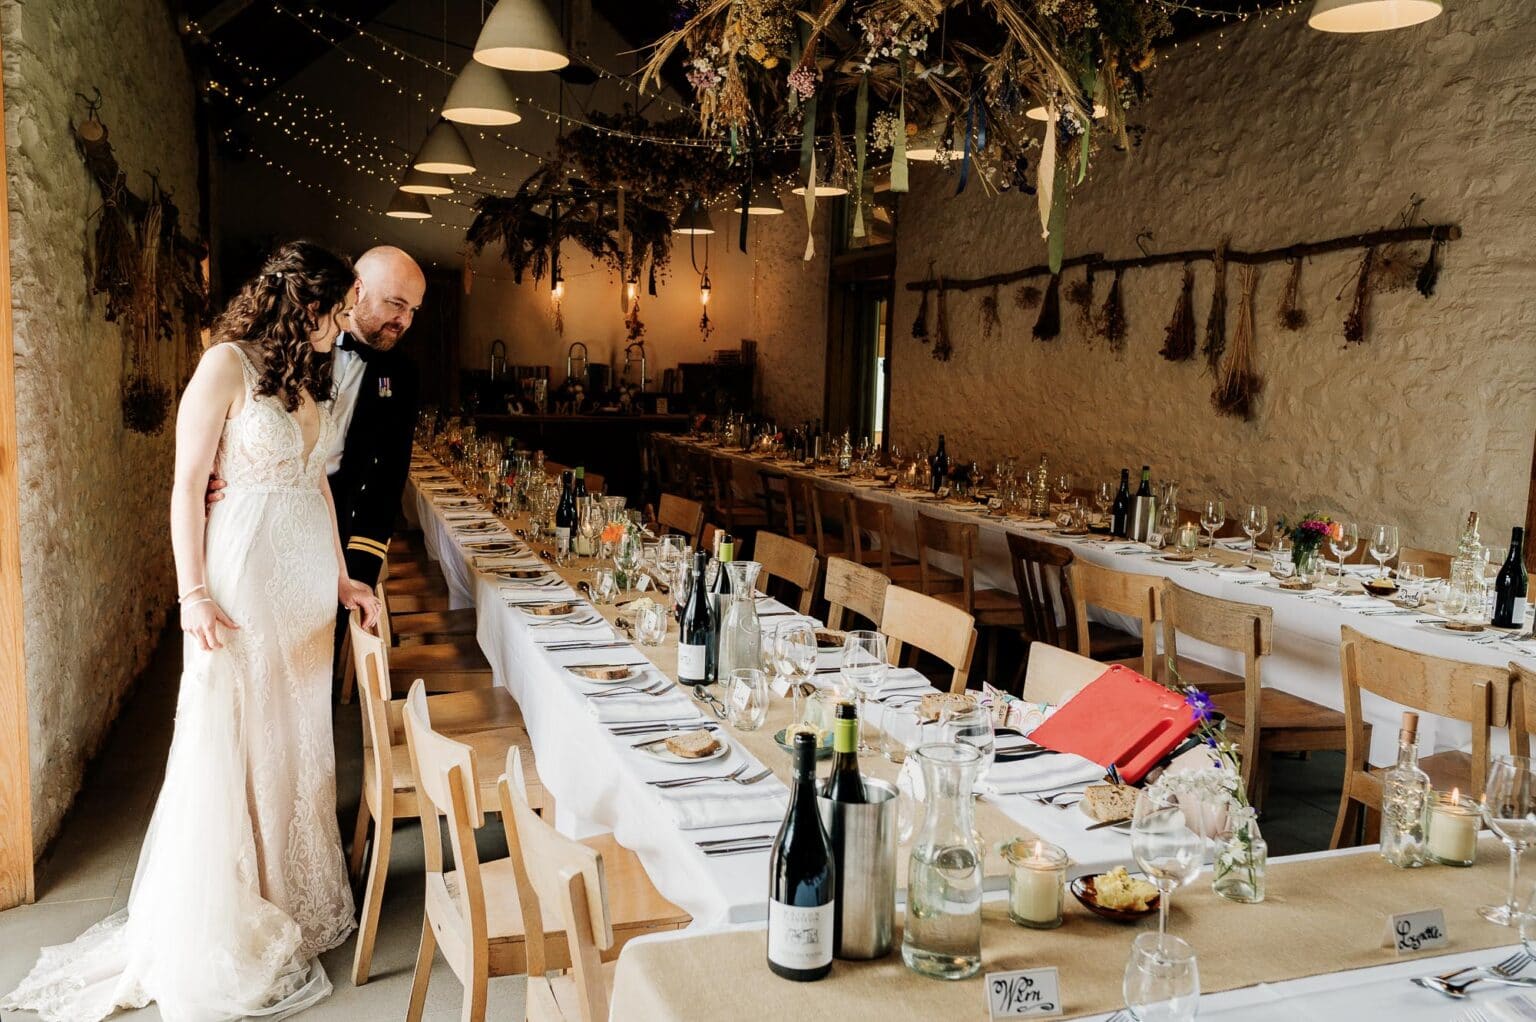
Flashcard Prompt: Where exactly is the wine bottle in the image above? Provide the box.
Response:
[930,435,949,495]
[1493,527,1528,629]
[554,470,576,559]
[1110,468,1132,538]
[823,702,867,804]
[678,550,715,686]
[571,467,589,554]
[1129,465,1156,542]
[767,731,836,982]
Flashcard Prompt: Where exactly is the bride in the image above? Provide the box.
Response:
[3,241,381,1021]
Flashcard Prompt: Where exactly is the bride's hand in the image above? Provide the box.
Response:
[181,597,239,651]
[339,577,381,630]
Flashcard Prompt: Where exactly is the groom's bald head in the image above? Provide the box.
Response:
[349,245,425,351]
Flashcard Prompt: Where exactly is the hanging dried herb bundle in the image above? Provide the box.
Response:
[1202,241,1229,371]
[1013,283,1043,310]
[91,183,138,323]
[979,285,1001,340]
[1032,273,1062,341]
[1343,246,1374,344]
[1212,265,1263,420]
[1372,242,1420,294]
[1159,264,1196,361]
[1098,269,1127,351]
[933,280,954,361]
[912,282,931,341]
[1416,236,1442,297]
[1065,270,1094,334]
[1277,256,1307,331]
[121,196,169,434]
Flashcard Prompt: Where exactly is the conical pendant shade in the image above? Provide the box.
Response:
[790,181,849,197]
[385,189,433,219]
[1308,0,1441,31]
[399,167,454,196]
[442,61,522,126]
[905,122,964,162]
[672,203,715,235]
[730,181,785,215]
[474,0,569,72]
[413,120,476,175]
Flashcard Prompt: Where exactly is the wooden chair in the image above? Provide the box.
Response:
[341,559,479,704]
[824,556,889,631]
[656,493,705,548]
[880,585,977,694]
[1331,627,1511,849]
[809,484,853,561]
[375,582,495,695]
[581,470,605,496]
[499,748,690,1021]
[1067,559,1161,677]
[846,494,924,586]
[913,513,1022,684]
[1005,533,1143,671]
[1397,545,1453,580]
[347,614,542,985]
[709,454,769,536]
[1162,579,1351,808]
[760,472,813,546]
[1508,662,1536,758]
[1022,644,1106,705]
[751,531,819,615]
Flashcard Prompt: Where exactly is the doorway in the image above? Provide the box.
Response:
[823,275,892,447]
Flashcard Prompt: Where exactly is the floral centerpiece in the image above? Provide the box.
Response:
[1277,512,1335,579]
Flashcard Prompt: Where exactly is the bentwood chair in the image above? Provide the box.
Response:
[751,531,819,615]
[347,614,542,985]
[1331,627,1511,849]
[656,493,706,549]
[824,556,889,631]
[880,585,978,694]
[1005,533,1142,672]
[1067,559,1161,677]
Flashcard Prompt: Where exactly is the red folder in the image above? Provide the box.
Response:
[1027,665,1198,784]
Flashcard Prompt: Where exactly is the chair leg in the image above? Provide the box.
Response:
[351,817,393,985]
[462,960,488,1022]
[347,796,371,881]
[1330,792,1360,850]
[405,915,437,1022]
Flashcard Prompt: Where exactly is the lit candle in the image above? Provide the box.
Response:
[1003,839,1066,929]
[1427,788,1478,867]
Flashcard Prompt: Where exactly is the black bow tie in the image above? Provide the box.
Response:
[336,333,375,362]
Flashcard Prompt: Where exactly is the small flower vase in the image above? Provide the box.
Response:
[1293,544,1326,586]
[1213,810,1267,904]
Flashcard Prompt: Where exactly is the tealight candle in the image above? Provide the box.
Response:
[1175,523,1201,555]
[1002,838,1067,929]
[1427,788,1478,867]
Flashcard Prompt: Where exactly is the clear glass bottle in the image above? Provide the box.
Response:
[902,743,984,980]
[838,432,853,472]
[1030,454,1050,518]
[1450,510,1483,591]
[1380,711,1432,869]
[716,560,763,678]
[1213,806,1267,903]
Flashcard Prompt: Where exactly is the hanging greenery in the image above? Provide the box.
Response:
[1343,246,1374,345]
[1202,240,1229,371]
[1065,271,1094,334]
[1097,268,1127,350]
[1277,256,1307,331]
[1159,263,1196,361]
[933,277,954,360]
[979,284,1001,340]
[912,279,931,340]
[1014,283,1043,310]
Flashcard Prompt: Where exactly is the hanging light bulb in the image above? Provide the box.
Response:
[731,181,785,215]
[399,167,454,196]
[673,201,715,235]
[413,120,476,175]
[473,0,569,72]
[625,277,638,303]
[552,273,565,301]
[442,61,522,125]
[385,189,432,219]
[699,270,712,306]
[1308,0,1442,32]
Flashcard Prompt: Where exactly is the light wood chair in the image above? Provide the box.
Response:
[824,556,889,631]
[760,472,813,546]
[1162,579,1351,808]
[709,454,770,536]
[656,493,705,548]
[340,557,478,704]
[880,584,977,694]
[375,581,495,695]
[1022,644,1107,705]
[914,513,1022,684]
[1006,532,1143,669]
[1331,627,1511,849]
[751,531,818,615]
[1067,559,1161,677]
[347,613,542,985]
[1397,545,1454,580]
[809,484,853,562]
[846,494,925,585]
[1508,662,1536,758]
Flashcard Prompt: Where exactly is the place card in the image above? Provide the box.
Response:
[1382,908,1448,954]
[985,967,1062,1019]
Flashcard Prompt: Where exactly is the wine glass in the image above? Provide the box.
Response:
[1368,524,1399,580]
[940,704,995,785]
[1329,521,1360,588]
[1095,482,1114,518]
[1053,474,1073,506]
[1241,504,1268,566]
[1130,787,1211,940]
[1397,561,1425,607]
[1481,755,1536,925]
[839,631,889,755]
[1123,932,1200,1022]
[775,622,817,690]
[1199,500,1225,549]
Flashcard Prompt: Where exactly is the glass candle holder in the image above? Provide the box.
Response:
[1001,838,1067,929]
[1426,788,1479,867]
[1175,523,1201,556]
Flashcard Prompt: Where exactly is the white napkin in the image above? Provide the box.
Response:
[879,671,935,696]
[588,690,700,723]
[662,783,788,831]
[978,751,1106,796]
[1459,994,1536,1022]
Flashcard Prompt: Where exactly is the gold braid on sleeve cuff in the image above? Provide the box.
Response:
[347,536,389,561]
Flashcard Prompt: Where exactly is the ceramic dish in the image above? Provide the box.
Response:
[773,727,833,759]
[495,567,550,580]
[469,542,519,555]
[639,733,730,764]
[1424,619,1485,634]
[1156,554,1200,564]
[1362,578,1400,597]
[1070,874,1159,922]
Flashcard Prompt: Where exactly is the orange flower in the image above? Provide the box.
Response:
[601,523,625,544]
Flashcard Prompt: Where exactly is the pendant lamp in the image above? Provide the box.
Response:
[790,181,849,197]
[385,189,432,219]
[473,0,569,72]
[399,167,454,196]
[1308,0,1442,32]
[413,120,476,175]
[905,122,964,162]
[673,202,715,235]
[442,61,522,125]
[1025,102,1107,121]
[730,181,785,215]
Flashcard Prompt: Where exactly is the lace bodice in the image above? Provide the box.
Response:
[218,344,333,492]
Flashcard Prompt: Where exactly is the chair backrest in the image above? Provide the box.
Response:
[708,454,736,507]
[752,531,818,615]
[1068,560,1159,675]
[701,522,724,557]
[1510,662,1536,760]
[760,472,793,536]
[1398,545,1453,580]
[824,556,888,630]
[786,475,815,543]
[880,585,977,694]
[1160,578,1272,698]
[582,470,605,496]
[847,495,905,575]
[917,512,979,604]
[657,493,705,548]
[810,485,850,559]
[1004,531,1073,648]
[500,748,612,1021]
[1022,643,1107,704]
[349,610,398,805]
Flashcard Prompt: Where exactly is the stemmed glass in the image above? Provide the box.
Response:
[839,631,889,755]
[775,622,817,692]
[1480,756,1536,925]
[940,704,995,786]
[1053,474,1073,507]
[1241,504,1268,566]
[1130,786,1211,940]
[1199,500,1225,549]
[1368,524,1400,580]
[1329,521,1360,588]
[1095,482,1114,519]
[1123,933,1200,1022]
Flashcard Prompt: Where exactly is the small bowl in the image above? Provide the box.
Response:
[1363,578,1400,598]
[1070,874,1159,922]
[774,726,833,759]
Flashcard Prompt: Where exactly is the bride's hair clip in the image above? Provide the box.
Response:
[267,271,286,285]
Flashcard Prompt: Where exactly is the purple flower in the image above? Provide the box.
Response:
[1184,689,1214,724]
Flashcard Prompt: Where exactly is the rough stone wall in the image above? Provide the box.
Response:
[891,0,1536,550]
[3,0,199,854]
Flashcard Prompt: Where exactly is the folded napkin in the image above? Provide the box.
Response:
[588,691,700,724]
[662,784,788,831]
[476,556,544,570]
[503,591,580,606]
[978,751,1106,796]
[879,671,935,696]
[1458,994,1536,1022]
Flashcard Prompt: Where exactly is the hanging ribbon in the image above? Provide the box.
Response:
[955,95,986,195]
[1036,108,1056,241]
[890,58,908,194]
[803,149,817,261]
[853,74,869,239]
[616,187,628,313]
[1047,143,1070,273]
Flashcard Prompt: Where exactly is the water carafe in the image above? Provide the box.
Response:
[716,560,763,678]
[901,743,984,979]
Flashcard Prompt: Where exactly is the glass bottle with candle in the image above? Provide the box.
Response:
[1380,712,1432,869]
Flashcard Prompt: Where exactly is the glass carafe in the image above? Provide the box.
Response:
[902,743,984,980]
[716,560,763,678]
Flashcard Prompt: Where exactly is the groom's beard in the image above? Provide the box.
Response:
[348,307,406,352]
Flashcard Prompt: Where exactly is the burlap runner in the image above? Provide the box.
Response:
[610,835,1514,1020]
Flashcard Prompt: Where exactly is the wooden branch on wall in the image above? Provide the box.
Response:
[72,118,202,261]
[905,224,1462,293]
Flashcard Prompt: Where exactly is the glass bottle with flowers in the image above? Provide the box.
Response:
[1277,513,1334,586]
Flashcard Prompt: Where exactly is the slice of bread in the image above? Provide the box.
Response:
[572,665,631,681]
[917,692,978,723]
[1081,783,1138,823]
[665,729,721,759]
[524,601,574,617]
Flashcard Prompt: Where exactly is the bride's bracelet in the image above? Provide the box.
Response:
[178,584,208,603]
[182,596,213,611]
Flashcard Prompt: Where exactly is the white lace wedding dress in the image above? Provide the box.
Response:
[3,344,356,1021]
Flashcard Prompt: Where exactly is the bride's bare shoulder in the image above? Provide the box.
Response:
[184,343,249,416]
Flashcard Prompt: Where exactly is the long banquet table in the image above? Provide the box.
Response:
[664,435,1536,765]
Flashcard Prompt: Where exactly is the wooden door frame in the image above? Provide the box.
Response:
[0,31,33,910]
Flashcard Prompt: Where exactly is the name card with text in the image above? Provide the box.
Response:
[1383,908,1449,954]
[986,967,1062,1019]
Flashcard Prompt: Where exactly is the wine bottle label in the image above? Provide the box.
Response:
[767,899,833,971]
[677,642,707,682]
[1514,597,1529,624]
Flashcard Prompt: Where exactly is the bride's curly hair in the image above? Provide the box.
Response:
[209,240,355,412]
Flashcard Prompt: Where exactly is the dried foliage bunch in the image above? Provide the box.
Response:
[979,284,1001,339]
[1276,256,1306,331]
[1212,264,1262,419]
[1159,263,1196,361]
[1064,272,1093,332]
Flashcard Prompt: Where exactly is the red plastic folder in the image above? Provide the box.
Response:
[1027,665,1198,784]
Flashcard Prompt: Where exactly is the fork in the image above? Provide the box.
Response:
[1415,951,1535,996]
[1427,950,1531,986]
[587,680,670,699]
[650,765,749,789]
[1029,790,1084,806]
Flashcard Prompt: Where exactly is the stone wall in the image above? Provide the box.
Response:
[3,0,199,853]
[891,0,1536,551]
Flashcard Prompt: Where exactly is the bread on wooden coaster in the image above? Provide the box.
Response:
[664,729,721,759]
[917,691,977,723]
[571,665,631,681]
[524,601,574,617]
[1081,783,1138,823]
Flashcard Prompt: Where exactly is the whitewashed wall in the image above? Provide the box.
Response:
[3,0,199,853]
[890,0,1536,551]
